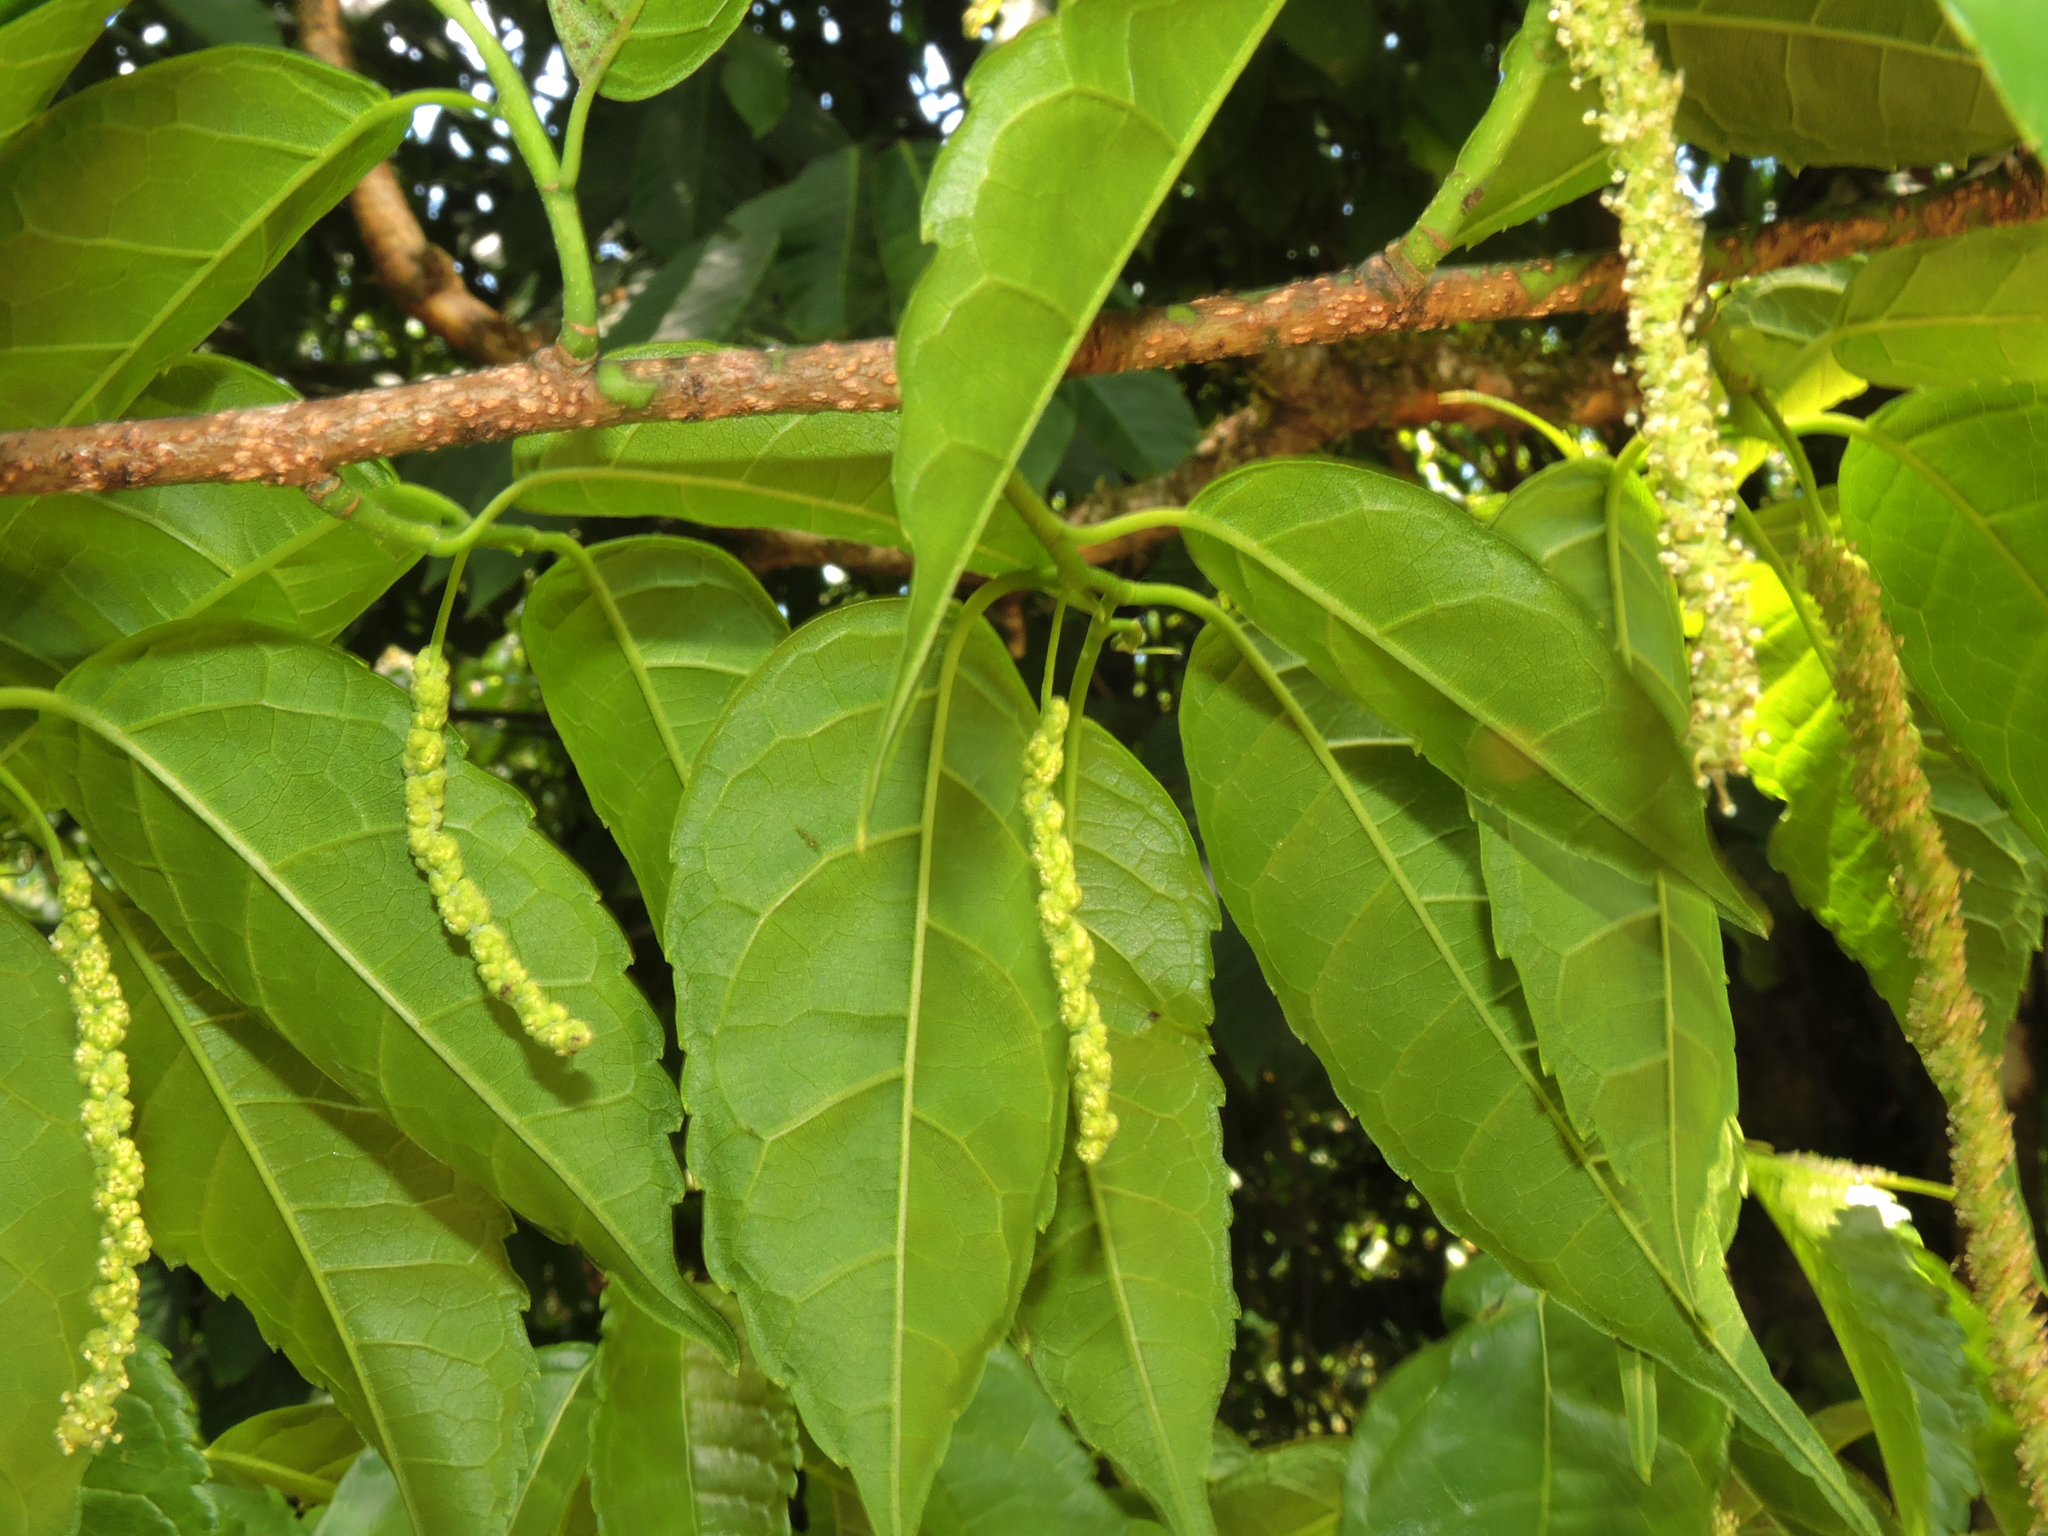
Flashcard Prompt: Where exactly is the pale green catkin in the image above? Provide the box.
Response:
[51,860,149,1453]
[1021,699,1117,1163]
[406,648,592,1056]
[1804,538,2048,1526]
[1551,0,1760,802]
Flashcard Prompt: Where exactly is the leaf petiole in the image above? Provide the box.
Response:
[1060,605,1116,825]
[558,0,649,192]
[1439,389,1584,459]
[418,0,600,359]
[0,757,62,867]
[1782,413,1985,536]
[1603,436,1651,677]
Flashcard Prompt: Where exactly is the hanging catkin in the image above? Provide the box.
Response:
[51,860,150,1452]
[1803,536,2048,1524]
[405,646,593,1056]
[1021,699,1117,1163]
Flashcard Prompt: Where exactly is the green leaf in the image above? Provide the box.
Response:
[208,1485,301,1536]
[800,1439,873,1536]
[78,1335,218,1536]
[155,0,280,47]
[590,1283,798,1536]
[0,0,113,150]
[1747,1153,1983,1536]
[1938,1251,2032,1535]
[1020,1024,1231,1536]
[43,621,728,1358]
[1725,1414,1904,1536]
[1836,382,2048,862]
[1066,376,1203,485]
[720,29,791,137]
[0,354,415,692]
[108,894,538,1536]
[1019,721,1230,1536]
[521,536,786,930]
[1409,1,1610,260]
[1208,1438,1347,1536]
[1179,627,1875,1535]
[1644,0,2019,168]
[627,73,762,262]
[1939,0,2048,148]
[0,902,98,1536]
[920,1346,1140,1536]
[879,0,1284,807]
[1744,557,2048,1037]
[872,140,937,326]
[548,0,749,102]
[734,146,887,343]
[1478,455,1745,1319]
[202,1402,365,1506]
[513,413,1051,577]
[669,599,1065,1536]
[311,1450,410,1536]
[0,50,406,428]
[1710,261,1869,479]
[1182,457,1765,931]
[1828,223,2048,388]
[612,225,780,346]
[1068,719,1218,1034]
[1487,459,1691,736]
[1341,1256,1729,1535]
[510,1345,599,1536]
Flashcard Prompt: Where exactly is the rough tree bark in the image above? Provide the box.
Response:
[0,165,2037,499]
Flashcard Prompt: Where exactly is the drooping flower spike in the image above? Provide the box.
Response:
[405,647,593,1056]
[1021,698,1117,1163]
[51,859,150,1453]
[1550,0,1760,801]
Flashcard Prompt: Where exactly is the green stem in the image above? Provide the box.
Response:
[1730,502,1835,679]
[1061,508,1189,549]
[1041,596,1069,715]
[1005,473,1098,589]
[1059,605,1115,826]
[1784,413,1979,533]
[558,0,647,192]
[1604,437,1651,677]
[1746,391,1831,547]
[1439,390,1582,459]
[431,551,468,654]
[531,534,691,785]
[418,0,598,358]
[0,758,62,867]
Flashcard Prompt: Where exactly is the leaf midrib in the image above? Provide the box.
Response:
[58,85,402,428]
[1640,8,1969,66]
[509,1357,595,1531]
[1084,1160,1203,1535]
[106,900,410,1526]
[1190,510,1672,863]
[1235,652,1859,1523]
[63,693,653,1297]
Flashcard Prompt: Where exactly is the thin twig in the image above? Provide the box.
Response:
[0,164,2039,498]
[296,0,544,365]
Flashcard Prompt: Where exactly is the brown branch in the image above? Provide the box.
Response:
[297,0,543,365]
[724,324,1637,579]
[1,165,2038,499]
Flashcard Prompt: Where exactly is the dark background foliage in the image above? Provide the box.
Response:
[35,0,2025,1471]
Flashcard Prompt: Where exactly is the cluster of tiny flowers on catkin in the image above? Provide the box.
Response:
[406,648,592,1056]
[1551,0,1760,801]
[1021,700,1117,1163]
[51,860,149,1453]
